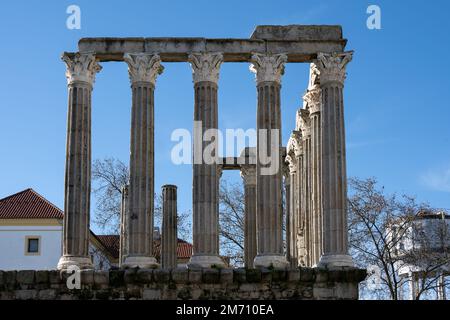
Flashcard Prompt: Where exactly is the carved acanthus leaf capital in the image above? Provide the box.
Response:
[123,53,164,85]
[316,51,353,86]
[189,52,223,84]
[249,53,287,84]
[298,109,311,137]
[287,130,303,158]
[285,154,298,174]
[308,63,321,90]
[240,164,256,186]
[62,52,102,85]
[303,88,321,115]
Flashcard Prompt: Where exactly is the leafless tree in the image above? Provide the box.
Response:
[92,158,129,234]
[348,177,450,300]
[91,158,191,241]
[219,181,245,266]
[218,179,287,267]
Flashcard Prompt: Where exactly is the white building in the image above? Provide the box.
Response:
[0,189,118,270]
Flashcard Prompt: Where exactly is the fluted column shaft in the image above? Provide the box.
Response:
[304,77,323,266]
[250,53,288,268]
[189,53,225,268]
[298,108,313,266]
[123,53,163,268]
[317,52,354,268]
[284,169,292,266]
[119,185,129,267]
[285,154,296,267]
[162,185,178,269]
[241,165,257,268]
[58,53,101,270]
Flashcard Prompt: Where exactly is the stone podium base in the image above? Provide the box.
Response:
[0,267,366,300]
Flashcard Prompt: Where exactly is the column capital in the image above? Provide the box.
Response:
[240,164,256,186]
[287,130,303,159]
[298,109,311,137]
[285,154,297,175]
[62,52,102,86]
[249,53,287,84]
[303,87,321,115]
[188,52,223,84]
[308,63,321,89]
[123,53,164,85]
[316,51,353,86]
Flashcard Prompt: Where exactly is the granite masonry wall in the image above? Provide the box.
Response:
[0,267,366,300]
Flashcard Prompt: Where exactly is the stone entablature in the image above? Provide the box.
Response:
[0,268,366,300]
[77,25,346,63]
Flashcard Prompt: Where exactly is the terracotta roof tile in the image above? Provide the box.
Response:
[0,189,63,219]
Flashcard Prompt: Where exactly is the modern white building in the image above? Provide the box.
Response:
[389,210,450,300]
[0,189,118,270]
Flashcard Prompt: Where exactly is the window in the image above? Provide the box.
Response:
[25,236,41,255]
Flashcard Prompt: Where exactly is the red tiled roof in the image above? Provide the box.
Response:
[153,238,193,259]
[94,234,121,259]
[93,235,193,260]
[0,189,63,219]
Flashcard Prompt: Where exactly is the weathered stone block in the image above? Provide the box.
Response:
[219,269,233,284]
[202,269,220,284]
[94,271,109,287]
[38,289,57,300]
[48,270,61,285]
[80,270,94,286]
[260,268,272,283]
[17,270,35,285]
[287,269,300,282]
[124,268,139,284]
[171,268,188,284]
[109,270,125,287]
[177,287,192,300]
[233,269,246,283]
[143,289,161,300]
[246,269,261,283]
[313,286,335,299]
[299,268,314,282]
[153,269,170,283]
[95,289,111,300]
[136,269,153,283]
[4,271,17,289]
[271,269,287,282]
[35,271,49,284]
[188,269,202,284]
[250,25,343,41]
[16,289,38,300]
[314,268,328,283]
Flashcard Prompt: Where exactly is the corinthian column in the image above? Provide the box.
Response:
[316,51,354,268]
[304,64,323,266]
[188,52,225,268]
[122,53,163,268]
[298,108,313,266]
[161,185,178,269]
[57,53,101,270]
[240,164,257,268]
[250,53,288,268]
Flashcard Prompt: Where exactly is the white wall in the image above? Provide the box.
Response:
[0,225,62,270]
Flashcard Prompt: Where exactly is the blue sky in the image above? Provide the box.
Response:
[1,0,449,234]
